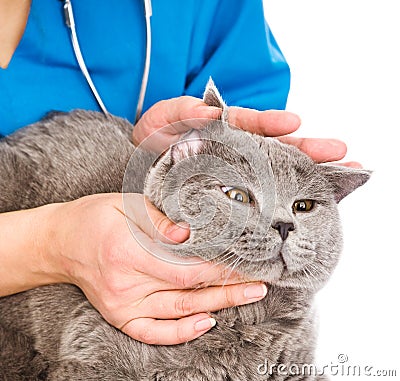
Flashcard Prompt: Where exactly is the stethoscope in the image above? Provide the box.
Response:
[60,0,152,123]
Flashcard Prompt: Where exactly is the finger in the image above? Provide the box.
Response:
[124,232,244,288]
[143,196,191,244]
[332,161,363,168]
[277,136,347,163]
[132,243,244,288]
[121,313,216,345]
[133,282,268,319]
[165,97,222,126]
[228,107,301,137]
[133,97,222,146]
[123,193,190,244]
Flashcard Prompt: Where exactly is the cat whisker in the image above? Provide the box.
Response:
[189,250,236,283]
[306,261,330,278]
[302,266,319,284]
[222,255,246,288]
[301,268,311,284]
[184,251,238,295]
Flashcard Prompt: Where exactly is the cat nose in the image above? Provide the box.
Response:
[272,222,295,241]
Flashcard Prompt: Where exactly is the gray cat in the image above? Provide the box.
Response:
[0,81,370,380]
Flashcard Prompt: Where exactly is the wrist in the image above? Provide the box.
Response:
[33,202,71,286]
[0,203,68,297]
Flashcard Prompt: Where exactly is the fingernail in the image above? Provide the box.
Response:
[194,317,217,332]
[327,139,347,155]
[244,283,268,300]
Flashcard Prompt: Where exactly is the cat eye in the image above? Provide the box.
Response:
[221,186,250,203]
[293,199,315,213]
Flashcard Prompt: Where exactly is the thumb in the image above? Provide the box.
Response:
[124,194,190,244]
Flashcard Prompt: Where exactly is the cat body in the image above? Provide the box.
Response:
[0,83,370,380]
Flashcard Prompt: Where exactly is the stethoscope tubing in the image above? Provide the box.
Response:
[61,0,152,122]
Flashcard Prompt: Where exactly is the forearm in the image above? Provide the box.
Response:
[0,204,65,296]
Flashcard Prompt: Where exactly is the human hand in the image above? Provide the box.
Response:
[132,96,350,165]
[42,193,267,345]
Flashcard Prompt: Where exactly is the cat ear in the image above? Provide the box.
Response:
[170,129,203,163]
[318,165,372,203]
[203,77,228,122]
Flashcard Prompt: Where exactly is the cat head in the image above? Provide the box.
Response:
[143,79,371,290]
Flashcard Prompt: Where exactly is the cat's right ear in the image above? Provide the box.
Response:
[203,77,228,122]
[318,164,372,203]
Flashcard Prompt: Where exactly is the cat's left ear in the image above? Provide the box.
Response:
[170,129,203,163]
[170,77,224,164]
[318,165,372,203]
[203,77,228,122]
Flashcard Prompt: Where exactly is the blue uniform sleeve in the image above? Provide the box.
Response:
[184,0,290,111]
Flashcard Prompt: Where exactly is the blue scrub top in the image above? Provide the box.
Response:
[0,0,290,136]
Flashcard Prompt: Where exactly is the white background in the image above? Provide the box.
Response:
[264,0,399,378]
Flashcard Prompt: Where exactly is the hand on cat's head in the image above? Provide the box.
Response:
[132,85,350,166]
